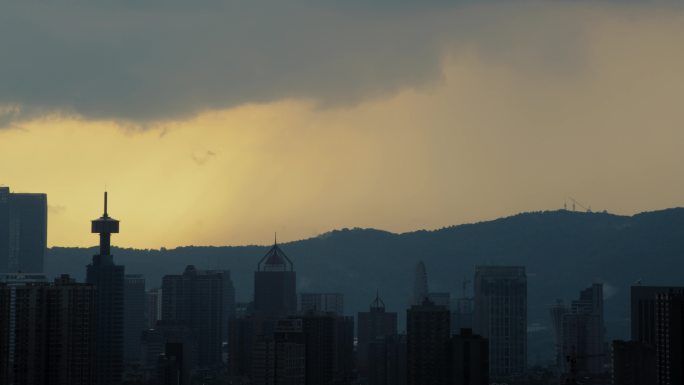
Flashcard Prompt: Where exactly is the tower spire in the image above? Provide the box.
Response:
[104,191,108,217]
[92,191,119,257]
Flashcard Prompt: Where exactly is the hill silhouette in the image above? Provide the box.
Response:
[45,208,684,364]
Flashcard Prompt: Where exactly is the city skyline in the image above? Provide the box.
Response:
[1,1,684,248]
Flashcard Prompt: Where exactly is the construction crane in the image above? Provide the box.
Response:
[567,197,592,213]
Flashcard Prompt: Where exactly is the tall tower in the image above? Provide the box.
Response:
[407,299,451,385]
[474,266,527,381]
[86,192,125,385]
[412,261,429,306]
[253,239,297,318]
[0,186,47,273]
[357,292,398,379]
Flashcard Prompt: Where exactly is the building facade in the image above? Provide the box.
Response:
[474,266,527,380]
[407,299,451,385]
[300,292,344,315]
[0,187,47,274]
[124,274,146,367]
[357,293,398,379]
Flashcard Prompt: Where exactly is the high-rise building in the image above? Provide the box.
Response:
[250,318,306,385]
[357,292,398,379]
[412,261,428,306]
[124,274,146,367]
[254,241,297,318]
[300,292,344,315]
[0,274,96,385]
[368,334,407,385]
[162,265,224,367]
[450,328,489,385]
[550,284,607,376]
[474,266,527,380]
[336,315,355,384]
[612,340,656,385]
[86,192,125,385]
[0,187,47,273]
[630,285,684,385]
[631,286,684,346]
[407,299,451,385]
[146,288,162,329]
[205,269,236,339]
[157,342,192,385]
[301,312,339,385]
[654,289,684,385]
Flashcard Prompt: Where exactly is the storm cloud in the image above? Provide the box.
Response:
[2,0,677,125]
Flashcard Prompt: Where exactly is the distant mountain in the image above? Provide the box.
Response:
[46,208,684,364]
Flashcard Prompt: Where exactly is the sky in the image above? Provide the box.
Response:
[1,1,683,248]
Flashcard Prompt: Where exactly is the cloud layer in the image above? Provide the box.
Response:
[3,1,678,125]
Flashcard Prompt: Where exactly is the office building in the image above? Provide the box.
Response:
[474,266,527,380]
[612,340,656,385]
[452,297,474,335]
[302,312,338,385]
[162,265,224,367]
[146,288,162,329]
[250,318,306,385]
[368,334,407,385]
[407,299,451,385]
[86,192,125,385]
[631,286,684,345]
[450,328,489,385]
[0,187,47,273]
[551,284,606,375]
[124,274,146,366]
[300,292,344,315]
[254,240,297,318]
[157,342,192,385]
[357,292,398,378]
[654,289,684,385]
[0,274,96,385]
[205,269,236,339]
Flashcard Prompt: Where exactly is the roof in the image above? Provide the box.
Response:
[258,243,293,271]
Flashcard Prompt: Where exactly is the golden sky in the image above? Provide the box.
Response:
[1,2,683,248]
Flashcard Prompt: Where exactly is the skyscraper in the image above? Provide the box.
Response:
[0,274,96,385]
[86,192,125,385]
[162,265,224,367]
[450,328,489,385]
[357,292,398,379]
[555,284,607,376]
[654,289,684,385]
[474,266,527,380]
[0,187,47,273]
[407,299,451,385]
[254,240,297,318]
[368,334,407,385]
[301,312,338,385]
[124,274,146,367]
[300,292,344,315]
[146,288,162,329]
[612,340,656,385]
[412,261,428,306]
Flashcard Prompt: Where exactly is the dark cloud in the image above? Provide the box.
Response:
[192,150,217,166]
[0,1,677,125]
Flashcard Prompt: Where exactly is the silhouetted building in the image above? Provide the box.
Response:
[162,265,224,368]
[86,192,125,385]
[0,187,47,273]
[631,286,684,345]
[368,334,407,385]
[205,269,236,340]
[654,289,684,385]
[630,285,684,385]
[254,241,297,318]
[146,288,162,329]
[0,274,96,385]
[450,328,489,385]
[474,266,527,380]
[407,299,451,385]
[229,315,261,378]
[158,342,192,385]
[552,284,607,376]
[336,315,355,384]
[357,292,398,379]
[302,312,338,385]
[124,274,146,367]
[612,340,656,385]
[412,261,428,306]
[300,292,344,315]
[251,318,306,385]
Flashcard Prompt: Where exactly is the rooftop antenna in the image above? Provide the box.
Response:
[104,191,108,217]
